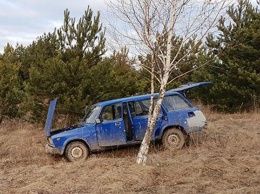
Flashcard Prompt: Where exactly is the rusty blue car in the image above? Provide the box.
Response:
[45,82,210,162]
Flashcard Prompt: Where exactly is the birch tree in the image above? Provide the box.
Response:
[108,0,228,165]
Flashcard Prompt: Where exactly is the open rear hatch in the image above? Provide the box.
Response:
[168,82,211,93]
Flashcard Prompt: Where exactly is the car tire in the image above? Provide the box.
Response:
[162,128,186,150]
[65,141,89,162]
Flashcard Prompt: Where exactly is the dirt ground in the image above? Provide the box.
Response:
[0,111,260,194]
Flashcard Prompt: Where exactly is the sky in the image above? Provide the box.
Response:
[1,0,259,54]
[0,0,108,53]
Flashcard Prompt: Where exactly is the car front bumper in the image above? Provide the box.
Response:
[45,144,63,155]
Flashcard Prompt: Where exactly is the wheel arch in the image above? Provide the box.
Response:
[63,138,90,155]
[159,125,188,140]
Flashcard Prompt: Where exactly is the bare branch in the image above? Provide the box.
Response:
[168,59,214,84]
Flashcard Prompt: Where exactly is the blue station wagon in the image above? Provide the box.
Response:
[45,82,210,162]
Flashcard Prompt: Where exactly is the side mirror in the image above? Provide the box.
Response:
[95,118,101,124]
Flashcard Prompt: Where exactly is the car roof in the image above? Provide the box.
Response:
[93,91,180,107]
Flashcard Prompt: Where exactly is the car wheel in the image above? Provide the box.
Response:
[65,141,89,162]
[162,128,186,150]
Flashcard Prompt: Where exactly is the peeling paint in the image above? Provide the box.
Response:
[187,110,206,130]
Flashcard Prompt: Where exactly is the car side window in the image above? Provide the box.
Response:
[163,95,191,111]
[114,103,122,120]
[135,100,150,116]
[101,103,122,122]
[102,106,113,121]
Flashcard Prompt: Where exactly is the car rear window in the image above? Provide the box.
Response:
[162,95,191,111]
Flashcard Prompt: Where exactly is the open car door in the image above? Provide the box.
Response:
[168,82,211,93]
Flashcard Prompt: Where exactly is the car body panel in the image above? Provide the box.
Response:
[132,114,163,140]
[96,118,127,146]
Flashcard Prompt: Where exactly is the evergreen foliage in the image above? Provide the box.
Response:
[84,48,149,105]
[0,7,147,123]
[0,44,24,118]
[1,2,259,123]
[24,7,106,122]
[192,0,260,111]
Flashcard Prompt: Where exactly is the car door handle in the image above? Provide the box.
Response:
[115,122,121,126]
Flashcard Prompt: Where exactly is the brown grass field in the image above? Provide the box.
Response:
[0,110,260,194]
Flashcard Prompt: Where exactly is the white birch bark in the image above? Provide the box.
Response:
[136,55,155,164]
[136,0,176,165]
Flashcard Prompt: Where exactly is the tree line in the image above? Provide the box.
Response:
[0,1,259,123]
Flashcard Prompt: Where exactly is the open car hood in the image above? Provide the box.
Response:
[168,82,212,93]
[45,98,57,137]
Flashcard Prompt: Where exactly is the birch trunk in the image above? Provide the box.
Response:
[136,0,176,165]
[136,57,155,164]
[136,77,168,165]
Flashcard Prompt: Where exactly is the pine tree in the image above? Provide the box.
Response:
[0,44,24,118]
[192,0,260,111]
[25,7,106,122]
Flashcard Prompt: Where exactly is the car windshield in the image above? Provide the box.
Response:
[84,106,101,124]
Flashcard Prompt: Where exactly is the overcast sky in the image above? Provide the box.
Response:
[1,0,259,54]
[0,0,109,53]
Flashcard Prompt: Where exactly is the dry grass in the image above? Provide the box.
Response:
[0,111,260,194]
